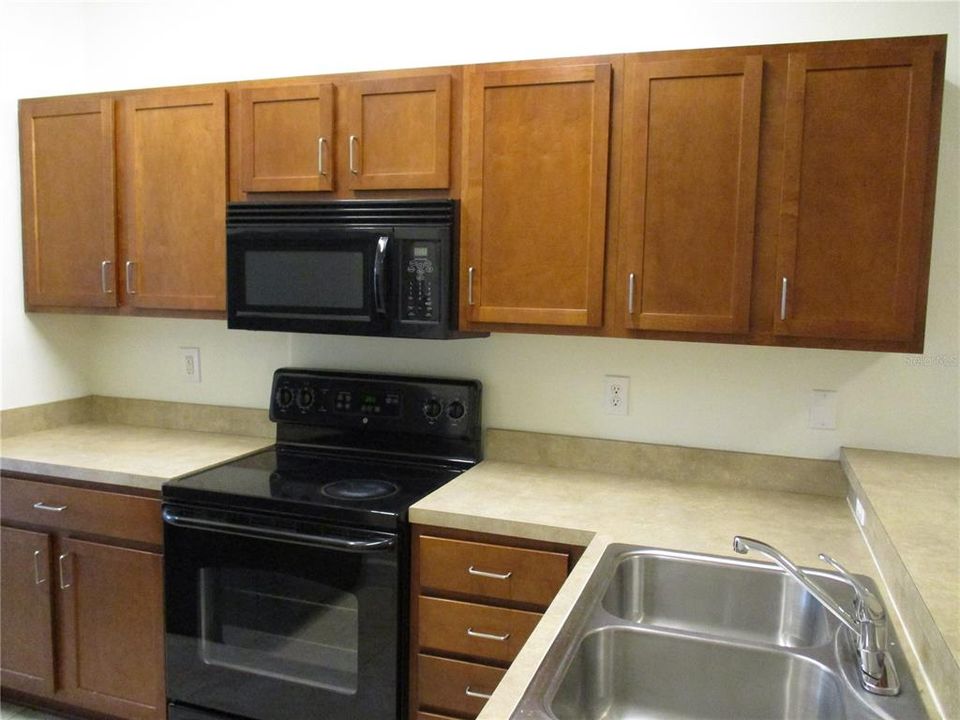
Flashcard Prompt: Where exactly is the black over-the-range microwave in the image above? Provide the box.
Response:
[226,200,485,339]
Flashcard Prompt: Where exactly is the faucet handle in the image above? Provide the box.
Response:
[818,553,885,621]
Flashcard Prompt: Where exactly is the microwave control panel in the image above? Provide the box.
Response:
[400,241,440,324]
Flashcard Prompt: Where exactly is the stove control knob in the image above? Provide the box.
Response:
[276,386,294,409]
[422,399,443,420]
[297,387,316,410]
[447,400,465,420]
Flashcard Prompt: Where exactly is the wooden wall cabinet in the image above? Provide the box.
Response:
[618,55,762,334]
[409,525,582,719]
[238,73,452,193]
[460,63,612,329]
[0,475,165,720]
[774,46,938,343]
[123,88,228,311]
[19,97,118,309]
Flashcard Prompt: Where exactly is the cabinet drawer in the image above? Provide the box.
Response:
[418,654,505,718]
[420,535,569,609]
[0,477,162,546]
[419,596,541,664]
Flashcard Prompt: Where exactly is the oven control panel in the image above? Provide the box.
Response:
[270,369,482,445]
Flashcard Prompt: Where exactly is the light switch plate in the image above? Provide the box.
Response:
[809,389,837,429]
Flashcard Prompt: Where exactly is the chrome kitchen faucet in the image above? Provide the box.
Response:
[732,536,900,696]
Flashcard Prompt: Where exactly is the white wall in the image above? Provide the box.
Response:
[1,1,957,460]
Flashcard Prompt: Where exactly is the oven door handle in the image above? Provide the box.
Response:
[162,507,396,553]
[373,235,389,316]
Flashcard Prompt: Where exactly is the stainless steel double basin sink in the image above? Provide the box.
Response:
[513,545,927,719]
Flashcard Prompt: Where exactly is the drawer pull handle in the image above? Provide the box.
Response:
[465,685,493,700]
[468,565,512,580]
[467,627,510,642]
[33,502,67,512]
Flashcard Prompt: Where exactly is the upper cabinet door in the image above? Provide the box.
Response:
[239,84,335,192]
[19,97,117,309]
[620,56,761,333]
[463,64,611,327]
[124,88,228,311]
[775,47,936,341]
[344,75,451,190]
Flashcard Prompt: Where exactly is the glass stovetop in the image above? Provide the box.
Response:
[162,447,464,530]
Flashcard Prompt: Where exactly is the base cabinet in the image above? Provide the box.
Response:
[0,475,165,720]
[410,525,583,719]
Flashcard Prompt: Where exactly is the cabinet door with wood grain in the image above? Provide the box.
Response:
[774,47,937,342]
[619,55,762,333]
[461,63,611,328]
[344,74,451,189]
[0,526,56,696]
[57,537,165,720]
[239,83,335,192]
[19,97,117,309]
[123,88,228,311]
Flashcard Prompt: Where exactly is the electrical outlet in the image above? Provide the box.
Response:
[179,347,201,383]
[854,497,867,527]
[604,375,629,416]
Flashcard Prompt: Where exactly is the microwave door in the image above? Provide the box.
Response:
[228,227,393,335]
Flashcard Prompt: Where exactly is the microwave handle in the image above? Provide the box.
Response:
[373,235,389,316]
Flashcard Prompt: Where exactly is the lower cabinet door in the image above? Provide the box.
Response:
[418,654,506,718]
[57,537,165,720]
[0,526,56,695]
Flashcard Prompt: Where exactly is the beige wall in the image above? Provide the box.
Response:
[1,2,957,460]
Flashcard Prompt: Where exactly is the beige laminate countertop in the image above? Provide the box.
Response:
[0,422,273,493]
[843,448,960,664]
[410,457,952,719]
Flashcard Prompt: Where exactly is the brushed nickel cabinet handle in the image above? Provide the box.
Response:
[126,260,137,295]
[100,260,113,294]
[627,272,636,315]
[465,686,493,700]
[467,266,475,306]
[468,565,512,580]
[318,137,328,176]
[349,135,359,175]
[780,276,788,320]
[58,553,71,590]
[467,627,510,642]
[33,502,67,512]
[34,550,46,585]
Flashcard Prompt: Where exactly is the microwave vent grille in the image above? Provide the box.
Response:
[227,200,455,226]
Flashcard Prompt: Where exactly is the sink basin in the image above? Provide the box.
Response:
[551,627,845,720]
[513,544,928,720]
[601,550,837,648]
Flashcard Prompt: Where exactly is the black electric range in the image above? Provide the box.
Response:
[162,369,481,720]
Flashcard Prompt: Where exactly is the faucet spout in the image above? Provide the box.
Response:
[732,535,900,696]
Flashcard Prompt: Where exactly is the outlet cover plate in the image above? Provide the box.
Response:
[179,347,201,384]
[604,375,629,416]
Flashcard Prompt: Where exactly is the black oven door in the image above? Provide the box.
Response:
[227,226,393,335]
[163,504,401,720]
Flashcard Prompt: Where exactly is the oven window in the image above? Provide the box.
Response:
[245,251,365,309]
[198,567,358,694]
